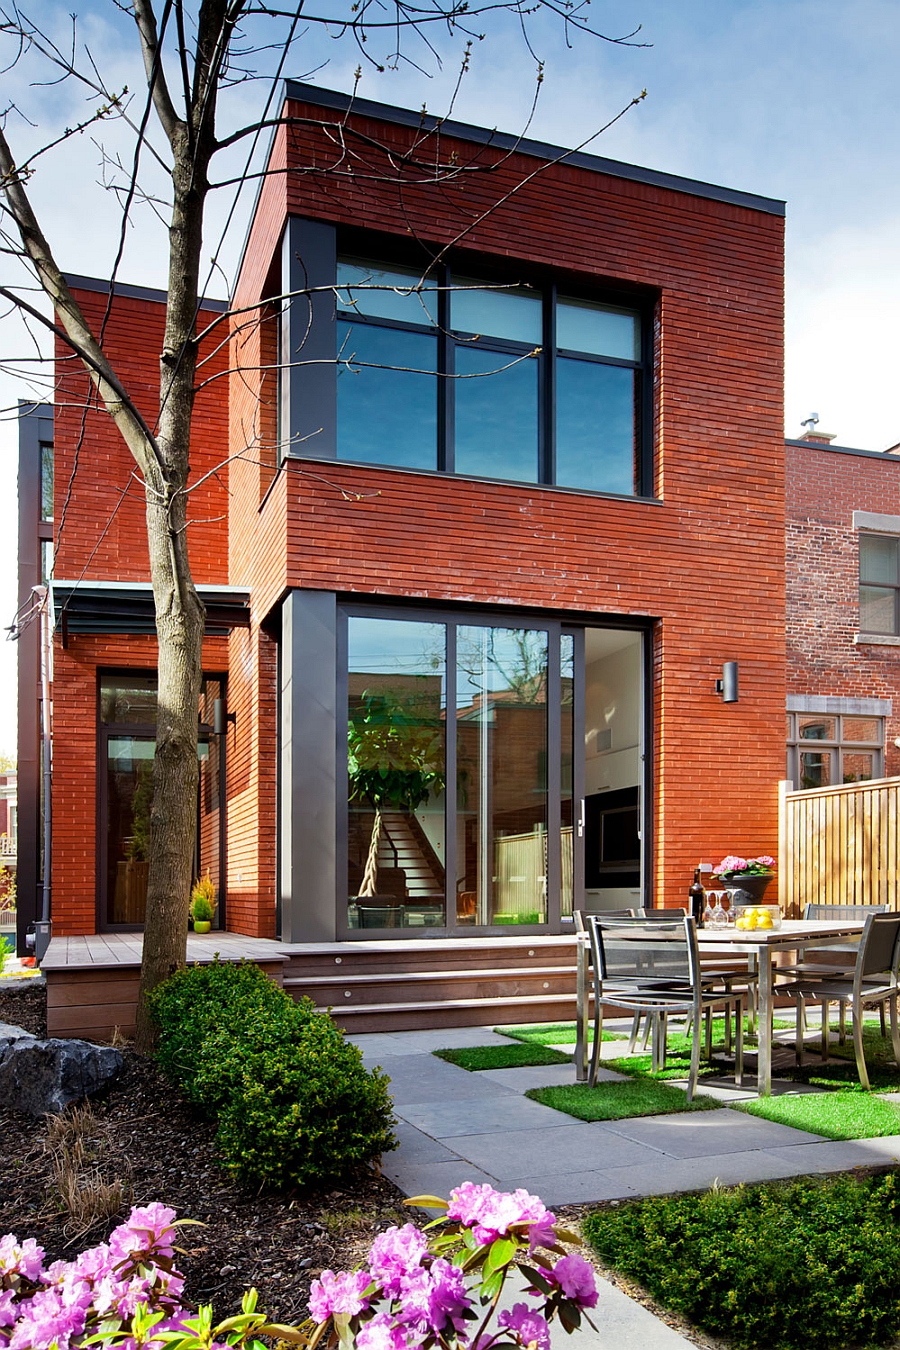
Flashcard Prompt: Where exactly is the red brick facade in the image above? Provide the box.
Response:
[786,436,900,773]
[48,89,789,936]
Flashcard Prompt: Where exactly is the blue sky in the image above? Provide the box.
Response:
[1,0,899,752]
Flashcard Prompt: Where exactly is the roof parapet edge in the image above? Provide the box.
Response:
[785,437,900,462]
[283,80,786,217]
[64,273,228,313]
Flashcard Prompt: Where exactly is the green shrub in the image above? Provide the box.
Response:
[148,960,396,1188]
[583,1172,900,1350]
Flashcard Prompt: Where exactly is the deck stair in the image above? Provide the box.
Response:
[281,935,580,1032]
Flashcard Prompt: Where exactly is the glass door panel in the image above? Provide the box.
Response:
[105,736,154,926]
[346,617,447,929]
[456,626,549,927]
[560,633,575,918]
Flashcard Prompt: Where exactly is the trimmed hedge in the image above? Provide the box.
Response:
[584,1172,900,1350]
[148,961,395,1189]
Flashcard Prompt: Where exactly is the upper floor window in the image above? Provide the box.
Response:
[860,533,900,636]
[335,258,649,496]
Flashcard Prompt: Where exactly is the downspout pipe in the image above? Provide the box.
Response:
[31,586,52,962]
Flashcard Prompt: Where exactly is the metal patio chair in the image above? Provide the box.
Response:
[777,911,900,1087]
[583,913,744,1103]
[777,902,890,1039]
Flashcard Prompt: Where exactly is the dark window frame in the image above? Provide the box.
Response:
[786,711,884,789]
[334,252,654,496]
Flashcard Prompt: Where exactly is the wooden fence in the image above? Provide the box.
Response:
[778,777,900,915]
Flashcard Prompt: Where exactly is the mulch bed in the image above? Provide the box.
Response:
[0,985,410,1326]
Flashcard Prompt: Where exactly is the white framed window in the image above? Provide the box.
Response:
[786,698,888,789]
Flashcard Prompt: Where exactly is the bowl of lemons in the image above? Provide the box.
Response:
[734,904,782,931]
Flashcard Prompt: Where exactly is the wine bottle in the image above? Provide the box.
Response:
[689,866,706,928]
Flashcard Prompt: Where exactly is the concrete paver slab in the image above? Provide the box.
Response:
[497,1170,642,1207]
[379,1157,499,1198]
[449,1121,652,1179]
[478,1063,628,1092]
[388,1120,466,1166]
[378,1055,517,1106]
[606,1108,825,1157]
[762,1135,900,1172]
[353,1028,513,1056]
[599,1149,809,1197]
[396,1093,577,1138]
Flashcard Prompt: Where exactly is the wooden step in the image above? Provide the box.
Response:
[321,992,581,1034]
[285,964,576,1006]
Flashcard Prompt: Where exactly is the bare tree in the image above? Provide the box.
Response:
[0,0,643,1050]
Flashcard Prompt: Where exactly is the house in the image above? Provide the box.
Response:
[17,84,787,1034]
[786,424,900,789]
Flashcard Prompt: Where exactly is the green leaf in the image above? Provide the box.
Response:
[405,1194,449,1210]
[484,1236,517,1279]
[519,1264,554,1296]
[479,1269,505,1302]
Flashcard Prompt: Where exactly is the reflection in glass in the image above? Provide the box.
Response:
[557,298,640,361]
[456,627,549,926]
[100,677,158,726]
[799,717,835,741]
[843,753,874,783]
[843,717,881,744]
[337,260,438,326]
[800,752,831,790]
[337,322,438,469]
[347,618,447,929]
[451,279,542,344]
[560,635,574,918]
[454,347,539,482]
[556,359,636,494]
[107,737,154,925]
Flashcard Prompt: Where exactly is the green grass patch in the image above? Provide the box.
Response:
[525,1079,721,1121]
[736,1089,900,1139]
[432,1043,571,1071]
[583,1171,900,1350]
[494,1021,622,1046]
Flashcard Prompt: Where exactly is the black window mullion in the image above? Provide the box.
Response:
[441,265,454,473]
[638,299,654,496]
[544,284,556,485]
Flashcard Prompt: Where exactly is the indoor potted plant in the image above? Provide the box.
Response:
[189,871,217,933]
[713,854,776,904]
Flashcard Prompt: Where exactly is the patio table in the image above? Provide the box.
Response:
[575,918,865,1096]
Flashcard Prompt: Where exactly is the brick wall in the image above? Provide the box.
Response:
[787,440,900,773]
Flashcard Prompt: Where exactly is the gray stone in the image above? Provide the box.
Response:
[0,1037,123,1115]
[0,1021,34,1043]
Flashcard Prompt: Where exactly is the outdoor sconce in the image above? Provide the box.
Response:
[213,698,237,735]
[715,662,739,704]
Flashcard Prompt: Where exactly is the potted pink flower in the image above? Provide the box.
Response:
[713,854,776,904]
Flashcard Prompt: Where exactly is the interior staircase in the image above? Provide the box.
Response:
[377,811,445,898]
[281,934,580,1033]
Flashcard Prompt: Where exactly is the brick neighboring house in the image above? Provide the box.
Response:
[786,428,900,789]
[16,84,789,1026]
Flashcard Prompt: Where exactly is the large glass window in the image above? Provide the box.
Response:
[860,534,900,635]
[336,257,648,494]
[786,711,884,789]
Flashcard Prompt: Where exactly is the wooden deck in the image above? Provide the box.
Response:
[42,931,582,1040]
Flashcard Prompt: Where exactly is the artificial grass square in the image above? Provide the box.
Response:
[735,1089,900,1139]
[495,1022,624,1046]
[525,1079,721,1121]
[432,1043,571,1071]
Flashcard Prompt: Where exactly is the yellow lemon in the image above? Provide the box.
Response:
[757,914,774,929]
[735,917,748,930]
[744,913,758,929]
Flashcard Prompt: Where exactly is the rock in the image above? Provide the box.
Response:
[0,1037,124,1116]
[0,1021,33,1043]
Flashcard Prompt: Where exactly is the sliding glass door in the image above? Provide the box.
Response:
[342,608,607,935]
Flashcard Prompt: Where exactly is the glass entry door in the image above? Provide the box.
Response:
[341,609,628,934]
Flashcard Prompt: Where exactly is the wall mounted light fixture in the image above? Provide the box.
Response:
[213,697,237,735]
[715,662,739,703]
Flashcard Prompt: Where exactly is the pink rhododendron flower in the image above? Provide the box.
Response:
[498,1302,552,1350]
[356,1312,420,1350]
[308,1269,372,1323]
[0,1236,45,1282]
[0,1289,17,1328]
[108,1204,177,1266]
[550,1254,599,1309]
[446,1184,556,1249]
[367,1225,428,1295]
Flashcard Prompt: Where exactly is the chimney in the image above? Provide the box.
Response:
[798,412,836,445]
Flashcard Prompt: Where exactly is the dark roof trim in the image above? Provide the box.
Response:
[283,81,786,218]
[65,274,228,313]
[51,581,250,641]
[785,438,900,462]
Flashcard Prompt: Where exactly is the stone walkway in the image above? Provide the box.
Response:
[350,1023,900,1348]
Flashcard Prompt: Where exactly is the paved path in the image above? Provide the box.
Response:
[350,1024,900,1348]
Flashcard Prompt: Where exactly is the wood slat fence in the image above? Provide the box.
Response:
[778,776,900,916]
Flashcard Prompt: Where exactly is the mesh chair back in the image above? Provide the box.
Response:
[588,915,693,988]
[857,913,900,983]
[639,908,687,919]
[803,903,889,921]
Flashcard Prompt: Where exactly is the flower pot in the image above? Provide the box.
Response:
[192,920,212,934]
[720,873,773,905]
